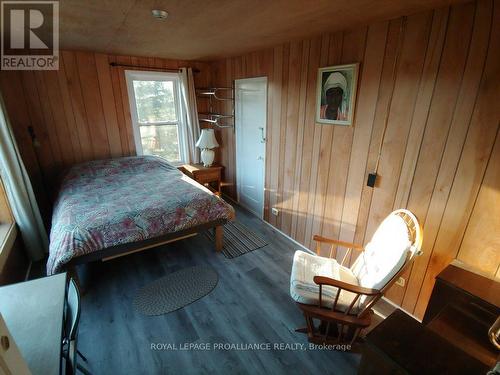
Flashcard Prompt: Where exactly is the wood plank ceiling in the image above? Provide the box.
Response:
[59,0,465,60]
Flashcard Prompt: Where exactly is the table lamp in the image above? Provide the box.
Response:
[196,128,219,167]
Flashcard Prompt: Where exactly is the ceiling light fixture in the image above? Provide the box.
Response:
[151,9,168,19]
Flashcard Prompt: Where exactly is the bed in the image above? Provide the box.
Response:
[46,156,235,275]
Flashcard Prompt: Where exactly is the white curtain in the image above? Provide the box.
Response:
[0,94,48,261]
[179,67,201,164]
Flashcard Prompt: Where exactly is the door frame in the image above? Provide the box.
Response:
[234,76,268,219]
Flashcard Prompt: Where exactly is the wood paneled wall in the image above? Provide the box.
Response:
[212,0,500,318]
[0,51,211,223]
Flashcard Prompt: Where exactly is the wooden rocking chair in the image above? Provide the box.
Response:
[290,209,423,345]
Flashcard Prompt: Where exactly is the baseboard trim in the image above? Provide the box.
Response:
[260,217,315,255]
[221,193,238,206]
[381,296,422,322]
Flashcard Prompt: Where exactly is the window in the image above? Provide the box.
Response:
[125,71,186,164]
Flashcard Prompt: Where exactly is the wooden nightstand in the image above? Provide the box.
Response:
[178,164,223,195]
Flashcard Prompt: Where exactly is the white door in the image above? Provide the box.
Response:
[235,77,267,218]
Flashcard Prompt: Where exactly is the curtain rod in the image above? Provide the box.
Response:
[109,62,200,73]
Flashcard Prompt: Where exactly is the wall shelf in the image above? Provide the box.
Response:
[196,87,233,101]
[196,87,234,129]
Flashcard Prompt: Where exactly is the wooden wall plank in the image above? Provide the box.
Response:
[221,60,232,175]
[458,129,500,275]
[210,61,226,183]
[115,55,136,155]
[56,62,83,163]
[290,40,310,238]
[281,41,303,235]
[43,72,76,166]
[276,44,290,229]
[228,57,237,196]
[95,53,122,158]
[352,18,404,246]
[303,33,332,248]
[0,73,38,172]
[75,51,110,159]
[321,27,368,261]
[32,71,64,171]
[307,32,342,252]
[61,51,94,162]
[337,21,388,249]
[19,71,56,182]
[267,45,284,227]
[295,37,322,244]
[229,56,243,196]
[108,55,131,156]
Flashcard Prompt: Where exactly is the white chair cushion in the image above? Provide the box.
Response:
[351,214,412,290]
[290,250,361,313]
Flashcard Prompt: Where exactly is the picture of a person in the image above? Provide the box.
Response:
[320,72,348,121]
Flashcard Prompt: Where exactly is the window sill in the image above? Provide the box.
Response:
[0,222,17,272]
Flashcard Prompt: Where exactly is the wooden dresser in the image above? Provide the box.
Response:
[359,309,489,375]
[423,260,499,367]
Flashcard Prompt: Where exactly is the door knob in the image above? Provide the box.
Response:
[257,156,264,161]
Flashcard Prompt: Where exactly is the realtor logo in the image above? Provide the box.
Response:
[1,1,59,70]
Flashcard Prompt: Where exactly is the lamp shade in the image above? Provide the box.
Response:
[195,128,219,149]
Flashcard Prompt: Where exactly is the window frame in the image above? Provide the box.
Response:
[125,70,187,165]
[0,176,13,225]
[0,175,16,271]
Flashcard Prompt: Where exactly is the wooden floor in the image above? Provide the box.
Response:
[75,206,362,374]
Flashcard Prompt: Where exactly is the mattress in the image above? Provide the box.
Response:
[47,156,234,274]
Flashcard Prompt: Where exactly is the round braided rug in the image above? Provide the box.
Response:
[133,265,218,316]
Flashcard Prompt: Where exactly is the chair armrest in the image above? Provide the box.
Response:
[312,235,364,251]
[313,276,381,296]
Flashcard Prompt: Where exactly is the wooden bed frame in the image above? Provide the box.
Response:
[64,216,232,269]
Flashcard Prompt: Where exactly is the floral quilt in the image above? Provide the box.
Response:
[47,156,234,275]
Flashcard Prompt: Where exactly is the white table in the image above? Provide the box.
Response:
[0,273,67,375]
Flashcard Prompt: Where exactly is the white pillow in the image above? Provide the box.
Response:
[352,215,411,290]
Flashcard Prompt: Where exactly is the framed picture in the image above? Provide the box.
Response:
[316,63,359,126]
